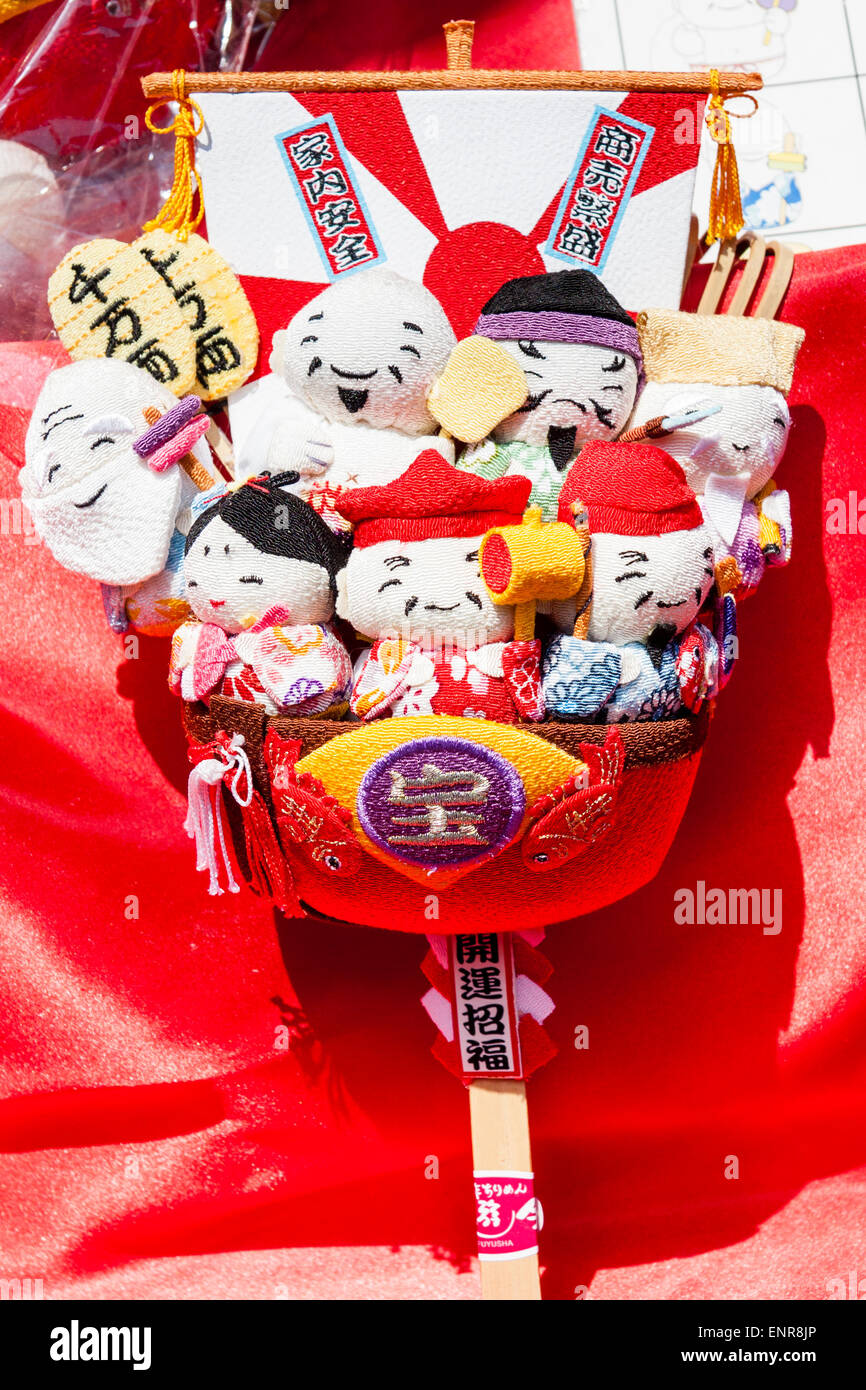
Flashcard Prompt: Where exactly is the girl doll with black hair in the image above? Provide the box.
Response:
[168,471,353,715]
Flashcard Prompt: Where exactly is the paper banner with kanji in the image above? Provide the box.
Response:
[195,87,705,443]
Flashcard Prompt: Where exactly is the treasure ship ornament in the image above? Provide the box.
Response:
[146,26,781,1301]
[17,18,787,1299]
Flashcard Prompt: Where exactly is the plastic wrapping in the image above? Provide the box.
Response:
[0,0,262,341]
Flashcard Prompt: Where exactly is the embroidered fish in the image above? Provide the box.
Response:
[264,729,361,877]
[521,728,624,871]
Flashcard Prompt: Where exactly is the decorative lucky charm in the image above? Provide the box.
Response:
[168,473,352,715]
[457,269,644,521]
[630,309,805,594]
[20,358,214,634]
[334,449,547,723]
[543,441,720,722]
[47,232,258,404]
[239,268,458,528]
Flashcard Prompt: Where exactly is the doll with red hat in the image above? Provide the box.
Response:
[335,450,542,723]
[457,269,644,522]
[543,441,720,722]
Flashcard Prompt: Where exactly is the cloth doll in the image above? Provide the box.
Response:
[237,267,458,530]
[629,309,805,594]
[20,358,213,634]
[168,473,352,716]
[543,441,720,723]
[456,269,644,521]
[334,449,542,723]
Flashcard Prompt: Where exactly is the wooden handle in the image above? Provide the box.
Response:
[513,599,536,643]
[141,68,763,99]
[572,554,593,640]
[444,19,475,70]
[180,452,216,492]
[142,404,214,491]
[469,1080,541,1301]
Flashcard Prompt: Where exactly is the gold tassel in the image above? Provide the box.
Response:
[143,70,205,242]
[704,69,757,248]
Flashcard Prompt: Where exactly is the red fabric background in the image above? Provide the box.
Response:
[1,3,865,1303]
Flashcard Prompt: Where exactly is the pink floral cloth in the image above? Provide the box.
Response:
[169,620,352,716]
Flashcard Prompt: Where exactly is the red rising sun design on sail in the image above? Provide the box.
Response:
[196,88,707,371]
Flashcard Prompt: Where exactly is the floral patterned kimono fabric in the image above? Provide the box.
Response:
[542,622,719,723]
[350,637,542,722]
[169,620,352,716]
[457,439,566,524]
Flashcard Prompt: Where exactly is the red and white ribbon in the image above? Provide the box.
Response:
[185,732,253,897]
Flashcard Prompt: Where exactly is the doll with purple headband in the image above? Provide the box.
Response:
[457,269,644,521]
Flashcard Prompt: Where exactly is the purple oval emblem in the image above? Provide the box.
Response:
[357,737,526,870]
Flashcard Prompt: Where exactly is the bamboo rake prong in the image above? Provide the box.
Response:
[753,240,795,320]
[728,235,768,315]
[697,232,795,321]
[697,236,739,315]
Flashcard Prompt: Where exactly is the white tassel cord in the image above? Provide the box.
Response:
[184,734,254,896]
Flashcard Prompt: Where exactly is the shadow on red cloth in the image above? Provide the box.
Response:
[115,637,193,798]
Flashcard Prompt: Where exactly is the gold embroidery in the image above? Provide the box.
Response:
[386,763,490,847]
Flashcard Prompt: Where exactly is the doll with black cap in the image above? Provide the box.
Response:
[457,269,644,521]
[169,471,352,715]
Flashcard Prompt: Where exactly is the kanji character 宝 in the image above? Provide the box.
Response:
[594,123,641,164]
[289,129,334,170]
[387,765,488,846]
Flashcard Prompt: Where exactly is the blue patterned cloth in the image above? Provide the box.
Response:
[543,628,716,723]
